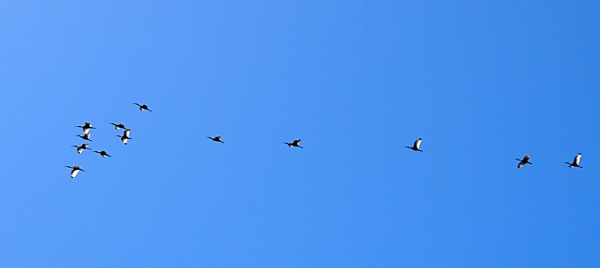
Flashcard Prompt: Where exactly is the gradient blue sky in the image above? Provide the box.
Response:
[1,1,599,267]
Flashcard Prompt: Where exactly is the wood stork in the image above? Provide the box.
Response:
[406,138,423,152]
[133,103,152,112]
[64,165,85,178]
[110,123,126,130]
[284,139,303,148]
[116,134,131,145]
[565,153,583,168]
[77,133,93,142]
[208,136,224,143]
[75,122,96,134]
[93,150,111,158]
[72,143,91,154]
[515,154,532,168]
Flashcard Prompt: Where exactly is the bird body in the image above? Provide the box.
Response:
[406,138,423,152]
[565,153,583,168]
[65,165,85,178]
[208,136,224,143]
[133,103,152,112]
[516,154,532,168]
[72,143,91,154]
[123,128,131,138]
[75,122,96,134]
[110,123,126,130]
[284,139,303,148]
[117,134,131,145]
[93,150,111,158]
[77,133,93,142]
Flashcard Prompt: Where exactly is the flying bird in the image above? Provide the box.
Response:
[93,150,111,158]
[75,122,96,134]
[65,165,85,178]
[122,128,131,138]
[77,133,93,142]
[72,143,92,154]
[116,134,131,145]
[110,123,126,130]
[208,136,224,143]
[284,139,303,148]
[406,138,423,152]
[133,103,152,112]
[565,153,583,168]
[515,154,532,168]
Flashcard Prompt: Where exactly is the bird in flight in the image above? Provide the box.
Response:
[515,154,532,168]
[110,122,126,130]
[133,103,152,112]
[122,128,131,138]
[406,138,423,152]
[93,150,111,158]
[65,165,85,178]
[565,153,583,168]
[72,143,92,154]
[75,122,96,134]
[208,136,224,143]
[77,133,93,142]
[116,134,131,145]
[284,139,303,148]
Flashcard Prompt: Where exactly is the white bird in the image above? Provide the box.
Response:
[116,134,131,145]
[75,122,96,135]
[515,154,532,168]
[565,153,583,168]
[208,136,224,143]
[284,139,303,148]
[77,133,93,142]
[65,165,85,178]
[72,143,91,154]
[133,103,152,112]
[406,138,423,152]
[110,123,126,130]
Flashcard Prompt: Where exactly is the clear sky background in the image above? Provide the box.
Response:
[0,1,599,267]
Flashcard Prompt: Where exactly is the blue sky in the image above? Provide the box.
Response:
[1,1,599,267]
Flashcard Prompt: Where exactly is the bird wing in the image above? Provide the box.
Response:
[414,139,422,149]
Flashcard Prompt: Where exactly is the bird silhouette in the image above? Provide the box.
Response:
[284,139,303,148]
[72,143,92,154]
[133,103,152,112]
[565,153,583,168]
[64,165,85,178]
[406,138,423,152]
[77,133,93,142]
[208,136,224,143]
[75,122,96,134]
[93,150,111,158]
[116,134,131,145]
[515,154,532,168]
[110,122,126,130]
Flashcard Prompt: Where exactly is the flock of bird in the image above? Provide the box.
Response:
[65,103,585,178]
[64,103,151,178]
[64,103,307,178]
[404,137,583,169]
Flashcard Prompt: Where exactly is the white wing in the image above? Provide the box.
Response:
[414,139,422,149]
